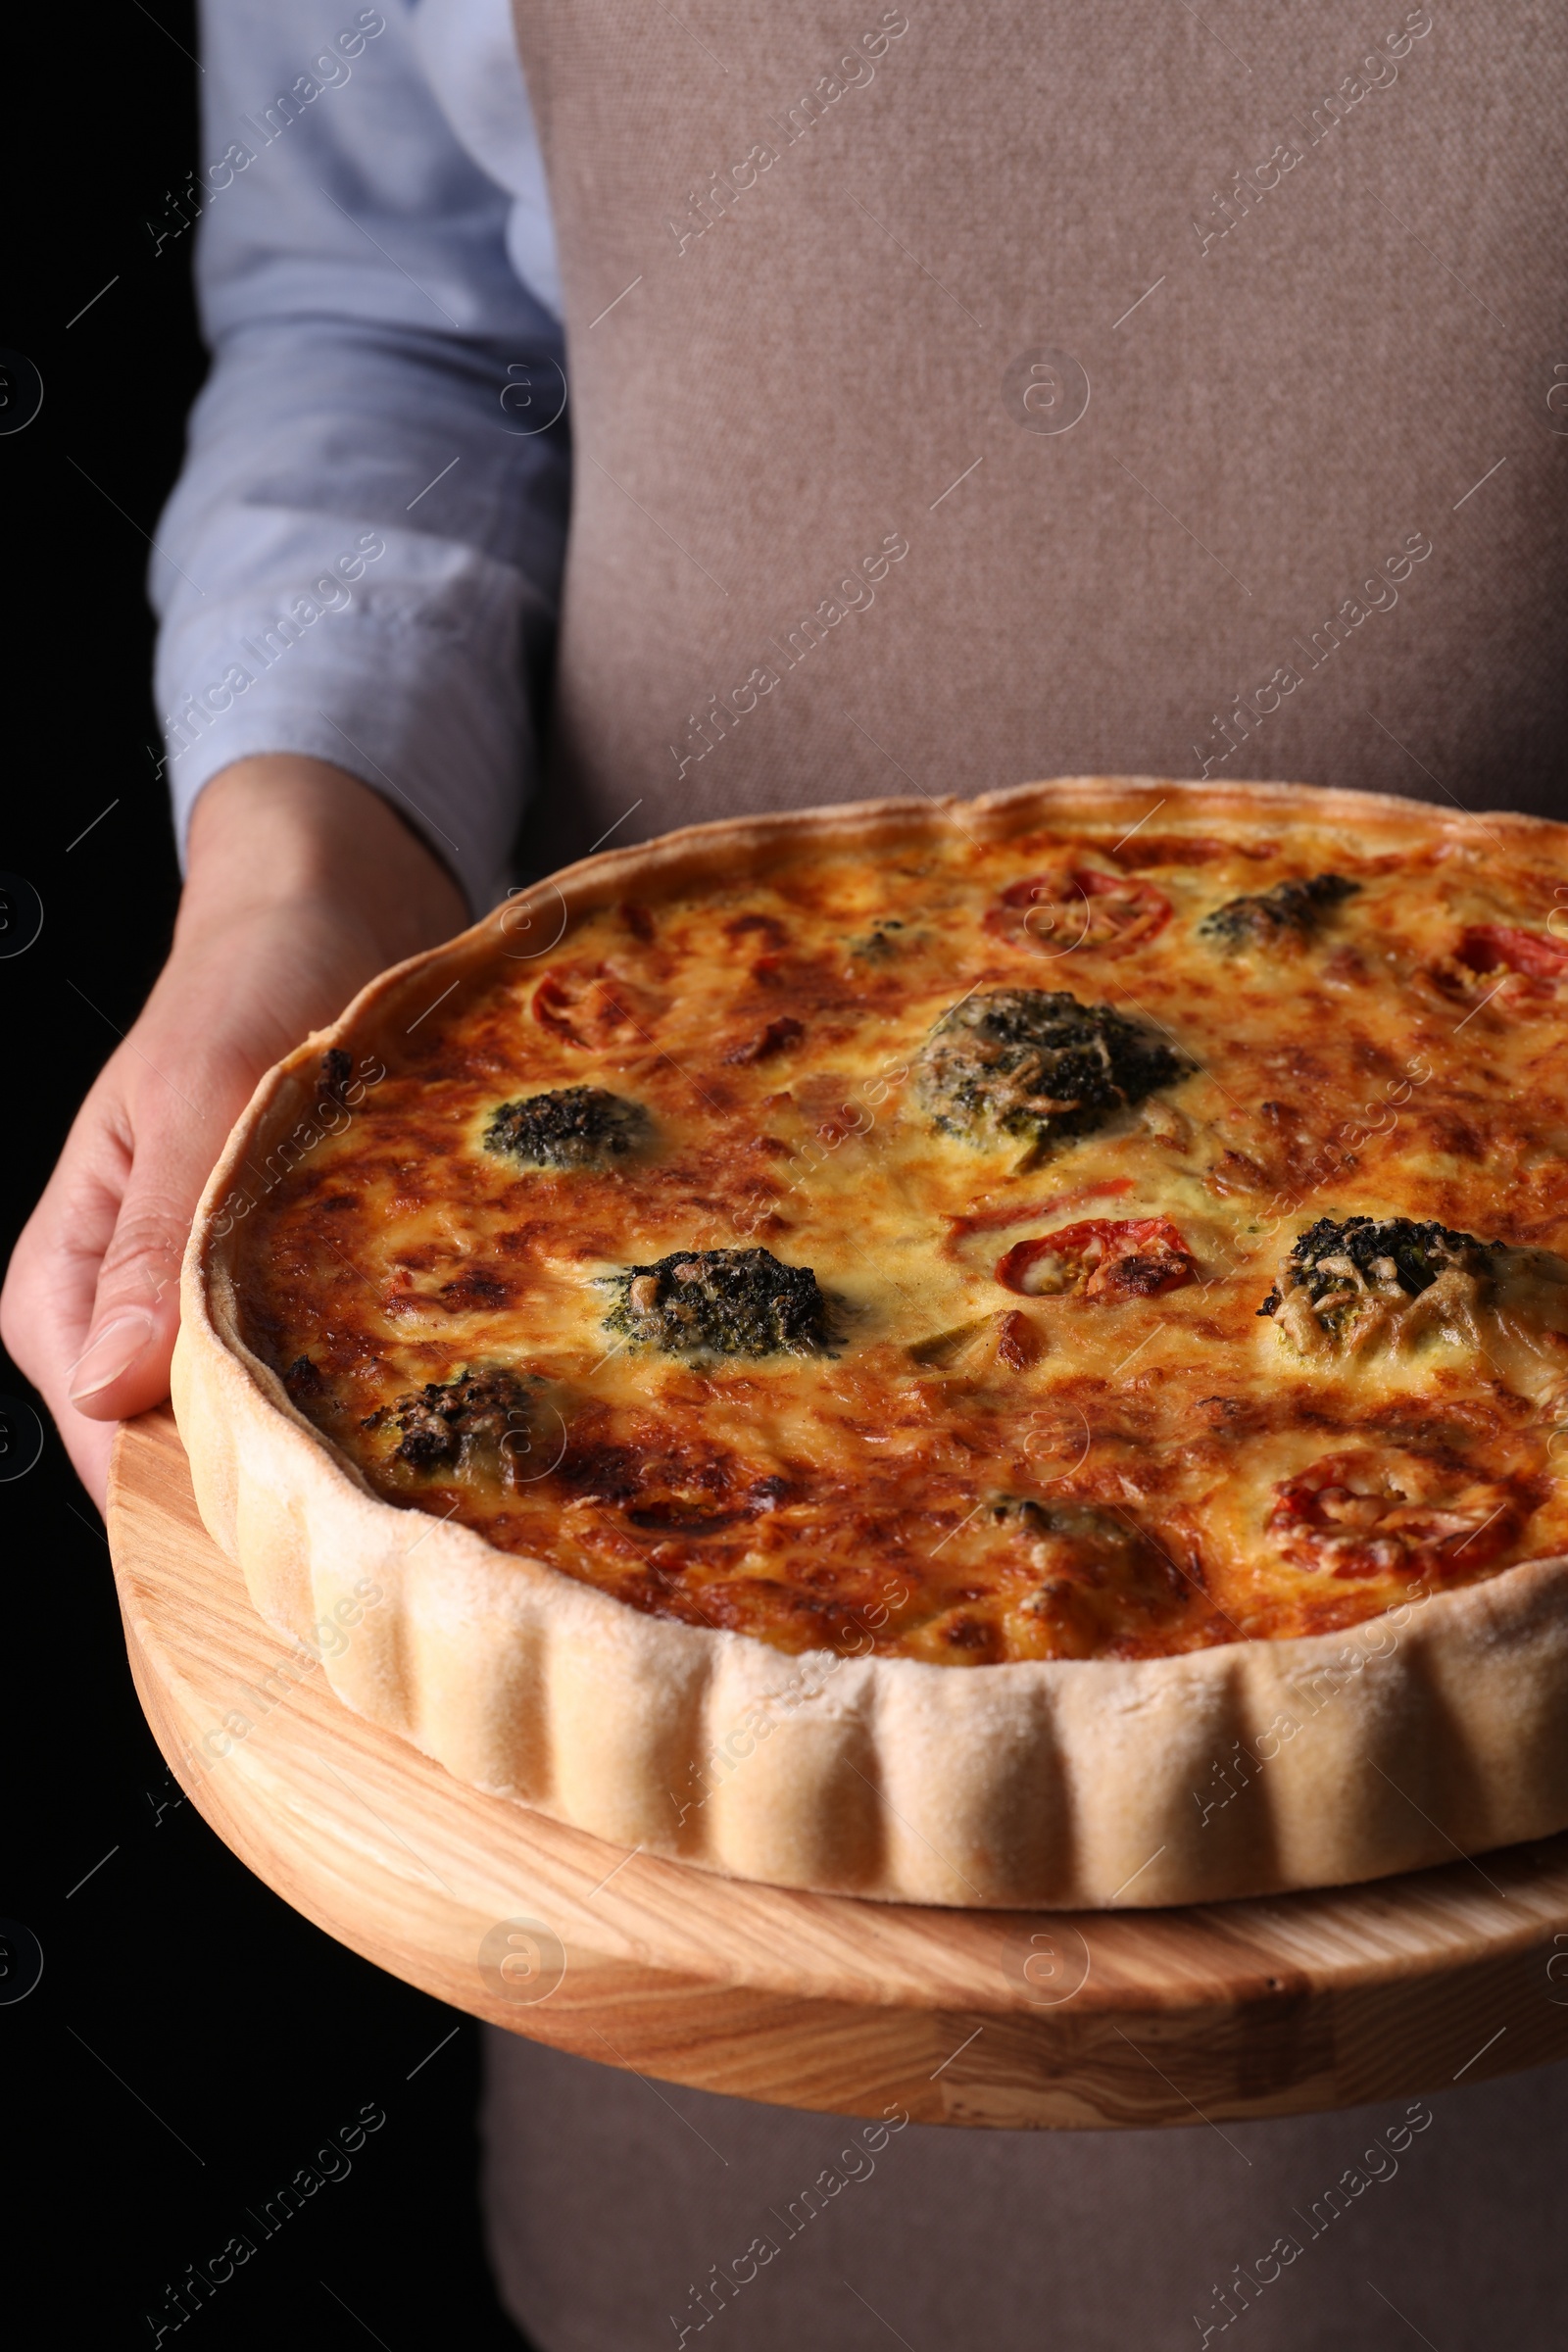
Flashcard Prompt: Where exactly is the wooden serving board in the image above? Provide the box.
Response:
[109,1406,1568,2130]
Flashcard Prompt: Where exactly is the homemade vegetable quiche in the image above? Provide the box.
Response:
[174,779,1568,1907]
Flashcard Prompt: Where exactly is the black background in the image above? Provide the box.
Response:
[1,7,525,2343]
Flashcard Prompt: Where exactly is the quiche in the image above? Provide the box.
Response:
[173,779,1568,1908]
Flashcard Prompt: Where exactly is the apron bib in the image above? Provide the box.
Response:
[512,0,1566,868]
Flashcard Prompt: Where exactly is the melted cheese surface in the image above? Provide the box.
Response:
[235,809,1568,1662]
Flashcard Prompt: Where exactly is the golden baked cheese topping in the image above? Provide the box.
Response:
[233,808,1568,1664]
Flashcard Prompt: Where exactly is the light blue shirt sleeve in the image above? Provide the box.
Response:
[151,0,567,913]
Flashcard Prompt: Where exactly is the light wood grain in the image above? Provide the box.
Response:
[108,1406,1568,2128]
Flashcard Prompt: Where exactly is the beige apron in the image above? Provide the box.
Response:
[512,0,1565,872]
[489,6,1568,2342]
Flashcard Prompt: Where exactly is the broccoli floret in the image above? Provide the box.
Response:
[602,1247,829,1357]
[1199,872,1359,950]
[484,1085,651,1170]
[366,1366,543,1486]
[1259,1216,1497,1327]
[916,988,1187,1150]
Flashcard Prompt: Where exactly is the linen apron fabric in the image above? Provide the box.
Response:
[481,2032,1568,2351]
[486,5,1568,2343]
[508,0,1565,872]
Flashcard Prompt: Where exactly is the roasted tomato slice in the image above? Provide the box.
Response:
[983,868,1172,959]
[1456,924,1568,983]
[1267,1448,1523,1581]
[533,965,666,1048]
[996,1215,1196,1300]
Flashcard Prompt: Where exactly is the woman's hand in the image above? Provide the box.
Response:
[0,756,468,1506]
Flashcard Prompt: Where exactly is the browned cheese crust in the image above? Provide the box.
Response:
[229,793,1568,1675]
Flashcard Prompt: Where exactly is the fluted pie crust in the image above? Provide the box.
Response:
[173,779,1568,1908]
